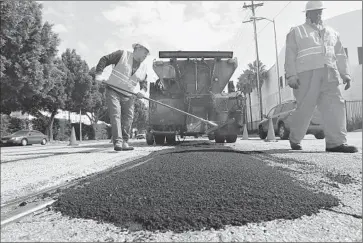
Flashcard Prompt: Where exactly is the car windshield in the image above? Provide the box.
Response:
[267,108,276,117]
[11,131,29,136]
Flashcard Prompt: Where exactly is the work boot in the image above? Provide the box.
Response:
[122,141,134,151]
[114,140,123,151]
[290,141,302,150]
[326,144,358,153]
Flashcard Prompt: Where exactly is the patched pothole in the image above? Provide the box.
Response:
[52,150,339,233]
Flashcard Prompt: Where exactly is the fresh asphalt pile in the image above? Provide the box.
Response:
[52,144,340,233]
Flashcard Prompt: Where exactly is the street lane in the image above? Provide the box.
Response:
[1,133,361,242]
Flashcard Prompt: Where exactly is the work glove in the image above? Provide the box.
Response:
[287,75,300,89]
[136,92,144,99]
[95,74,104,84]
[342,74,351,90]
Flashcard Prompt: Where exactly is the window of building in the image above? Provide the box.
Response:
[279,76,283,88]
[358,47,363,65]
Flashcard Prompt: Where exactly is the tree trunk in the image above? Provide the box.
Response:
[86,112,97,140]
[248,93,253,130]
[47,110,57,142]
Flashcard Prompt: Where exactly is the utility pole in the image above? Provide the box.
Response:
[79,109,82,142]
[243,1,264,120]
[251,17,282,105]
[272,19,282,105]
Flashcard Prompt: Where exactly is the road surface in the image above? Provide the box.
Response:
[1,133,362,242]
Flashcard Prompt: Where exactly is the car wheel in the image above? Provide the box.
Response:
[278,122,290,140]
[314,132,325,139]
[259,126,267,140]
[154,135,165,145]
[166,135,176,145]
[225,134,237,143]
[215,133,225,143]
[146,133,154,145]
[41,138,47,145]
[21,139,28,146]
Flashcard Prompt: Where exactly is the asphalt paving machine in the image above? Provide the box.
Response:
[146,51,247,145]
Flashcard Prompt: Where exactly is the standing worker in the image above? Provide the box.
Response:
[95,42,150,151]
[284,1,358,153]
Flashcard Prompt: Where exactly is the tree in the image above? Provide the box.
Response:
[85,67,108,139]
[61,49,94,113]
[132,99,148,132]
[0,0,68,140]
[237,73,253,127]
[37,58,68,141]
[237,60,268,125]
[1,0,45,114]
[27,21,65,141]
[244,60,268,90]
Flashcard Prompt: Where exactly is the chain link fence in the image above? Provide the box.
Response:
[345,100,362,132]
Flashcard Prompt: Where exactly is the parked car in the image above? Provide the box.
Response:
[258,100,325,140]
[136,133,146,139]
[1,130,48,146]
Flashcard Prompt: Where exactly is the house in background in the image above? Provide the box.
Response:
[10,110,93,127]
[247,9,362,130]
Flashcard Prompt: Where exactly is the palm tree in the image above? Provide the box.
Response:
[246,60,268,87]
[237,60,268,126]
[237,73,253,128]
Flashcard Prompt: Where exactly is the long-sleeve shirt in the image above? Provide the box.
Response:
[285,20,350,79]
[95,50,148,92]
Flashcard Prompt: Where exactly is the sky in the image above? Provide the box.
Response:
[38,1,362,84]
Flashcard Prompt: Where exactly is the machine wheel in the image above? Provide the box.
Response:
[154,135,165,145]
[208,134,215,140]
[225,134,238,143]
[278,122,290,140]
[41,138,47,145]
[259,126,267,140]
[146,133,154,145]
[215,134,225,143]
[314,132,325,139]
[166,135,176,145]
[21,139,28,146]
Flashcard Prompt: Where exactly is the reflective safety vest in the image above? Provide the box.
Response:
[107,50,147,96]
[290,23,348,75]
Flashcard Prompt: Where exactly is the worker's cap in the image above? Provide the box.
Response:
[132,42,150,55]
[304,1,325,12]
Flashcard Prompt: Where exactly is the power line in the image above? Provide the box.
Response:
[257,1,292,35]
[230,10,252,52]
[274,1,292,19]
[239,1,293,59]
[242,0,264,120]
